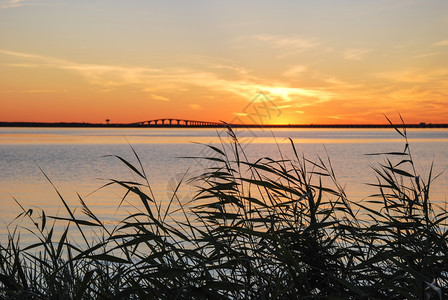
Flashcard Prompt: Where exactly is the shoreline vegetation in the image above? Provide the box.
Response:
[1,120,447,298]
[1,121,448,128]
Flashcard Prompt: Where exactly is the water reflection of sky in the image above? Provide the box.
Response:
[1,127,448,145]
[1,128,447,245]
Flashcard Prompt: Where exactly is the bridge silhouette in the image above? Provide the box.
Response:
[131,118,225,127]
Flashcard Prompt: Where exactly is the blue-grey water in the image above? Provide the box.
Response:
[1,127,447,244]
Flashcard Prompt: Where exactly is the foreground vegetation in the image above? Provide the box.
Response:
[1,121,447,299]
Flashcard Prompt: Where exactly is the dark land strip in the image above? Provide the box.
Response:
[1,121,448,129]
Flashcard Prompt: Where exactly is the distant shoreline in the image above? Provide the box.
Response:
[1,121,448,129]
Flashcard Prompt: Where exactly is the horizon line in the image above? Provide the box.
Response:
[1,121,447,129]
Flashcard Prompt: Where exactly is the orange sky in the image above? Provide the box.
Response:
[1,1,447,124]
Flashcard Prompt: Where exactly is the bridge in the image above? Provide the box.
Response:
[131,118,225,127]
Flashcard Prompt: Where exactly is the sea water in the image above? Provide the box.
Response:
[1,127,447,244]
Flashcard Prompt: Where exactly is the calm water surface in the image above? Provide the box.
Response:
[1,127,447,244]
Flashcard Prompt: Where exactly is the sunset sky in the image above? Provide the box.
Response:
[1,0,447,124]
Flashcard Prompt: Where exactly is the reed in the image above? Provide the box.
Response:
[1,119,446,299]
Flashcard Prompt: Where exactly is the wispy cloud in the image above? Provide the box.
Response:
[2,88,61,93]
[1,49,334,108]
[433,39,448,47]
[212,64,250,76]
[282,65,307,77]
[0,49,162,88]
[246,34,321,58]
[1,50,45,59]
[5,63,42,68]
[375,68,448,83]
[252,34,320,50]
[0,0,22,9]
[24,89,59,93]
[148,93,170,102]
[329,115,343,120]
[413,52,440,59]
[189,104,203,110]
[0,0,41,9]
[343,48,371,61]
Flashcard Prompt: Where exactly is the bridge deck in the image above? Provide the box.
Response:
[132,118,224,126]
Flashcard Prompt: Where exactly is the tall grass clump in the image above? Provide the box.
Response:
[1,119,447,299]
